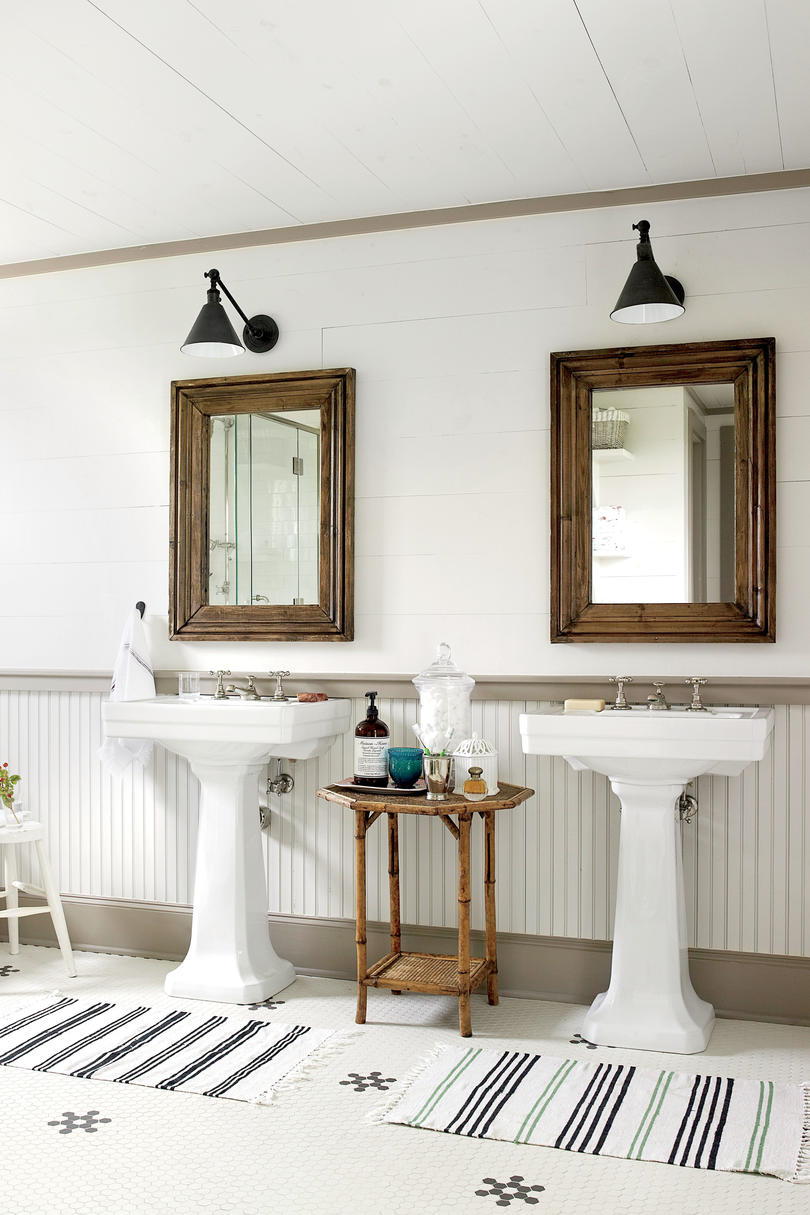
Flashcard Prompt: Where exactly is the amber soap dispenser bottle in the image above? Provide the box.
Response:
[353,691,389,786]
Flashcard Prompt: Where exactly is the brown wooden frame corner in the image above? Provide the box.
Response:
[169,367,355,642]
[550,337,775,644]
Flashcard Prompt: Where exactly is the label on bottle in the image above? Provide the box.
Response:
[354,737,389,779]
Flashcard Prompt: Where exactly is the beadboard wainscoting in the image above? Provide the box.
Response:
[1,689,808,960]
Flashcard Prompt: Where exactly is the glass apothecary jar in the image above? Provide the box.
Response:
[412,642,474,755]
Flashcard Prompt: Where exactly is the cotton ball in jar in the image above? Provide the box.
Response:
[412,642,474,753]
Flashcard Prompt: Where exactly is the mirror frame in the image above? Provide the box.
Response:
[170,367,354,641]
[550,337,775,644]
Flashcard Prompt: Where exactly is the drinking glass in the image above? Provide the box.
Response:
[178,672,201,701]
[387,747,423,788]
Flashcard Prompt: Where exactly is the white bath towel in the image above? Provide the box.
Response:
[98,606,156,776]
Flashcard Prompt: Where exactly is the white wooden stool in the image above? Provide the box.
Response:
[0,821,76,976]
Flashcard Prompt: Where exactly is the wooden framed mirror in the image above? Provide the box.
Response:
[170,368,354,641]
[550,338,775,643]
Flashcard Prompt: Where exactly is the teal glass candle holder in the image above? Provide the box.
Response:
[387,747,424,788]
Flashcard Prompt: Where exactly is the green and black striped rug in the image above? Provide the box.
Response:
[377,1044,810,1184]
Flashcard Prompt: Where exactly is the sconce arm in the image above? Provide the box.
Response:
[204,268,259,336]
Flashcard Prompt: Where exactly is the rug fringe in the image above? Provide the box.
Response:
[0,989,67,1025]
[789,1082,810,1183]
[367,1042,450,1125]
[251,1026,364,1106]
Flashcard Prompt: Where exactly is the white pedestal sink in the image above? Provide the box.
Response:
[103,695,350,1004]
[520,704,774,1053]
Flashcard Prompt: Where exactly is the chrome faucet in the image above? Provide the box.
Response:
[608,676,633,710]
[209,670,232,700]
[267,671,291,702]
[224,675,261,701]
[646,681,670,711]
[685,677,708,712]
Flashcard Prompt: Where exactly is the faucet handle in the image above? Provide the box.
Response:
[209,670,231,699]
[608,675,632,710]
[685,677,708,712]
[267,670,291,701]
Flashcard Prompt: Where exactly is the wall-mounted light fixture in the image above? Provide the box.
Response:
[610,220,685,324]
[181,268,280,357]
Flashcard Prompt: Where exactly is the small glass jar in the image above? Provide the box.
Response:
[412,642,474,755]
[1,800,27,826]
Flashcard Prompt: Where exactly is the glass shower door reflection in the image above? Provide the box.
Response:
[296,426,320,604]
[209,410,321,607]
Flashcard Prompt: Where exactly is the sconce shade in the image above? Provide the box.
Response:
[181,288,244,357]
[610,220,685,324]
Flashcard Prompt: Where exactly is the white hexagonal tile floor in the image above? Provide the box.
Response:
[0,945,808,1215]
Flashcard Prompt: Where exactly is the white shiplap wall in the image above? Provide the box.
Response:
[3,186,810,678]
[3,186,810,966]
[2,689,808,958]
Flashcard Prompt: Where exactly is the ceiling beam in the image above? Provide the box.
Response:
[1,166,809,280]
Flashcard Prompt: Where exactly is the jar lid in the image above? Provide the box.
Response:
[453,732,496,757]
[412,642,475,687]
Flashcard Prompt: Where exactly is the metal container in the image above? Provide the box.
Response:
[423,754,454,801]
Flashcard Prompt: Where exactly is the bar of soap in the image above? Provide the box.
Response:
[564,698,605,713]
[297,692,328,702]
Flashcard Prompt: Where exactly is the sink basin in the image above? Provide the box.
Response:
[520,704,774,1053]
[103,694,351,762]
[103,694,351,1004]
[520,704,773,783]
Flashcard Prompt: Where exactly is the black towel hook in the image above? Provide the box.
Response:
[135,601,146,618]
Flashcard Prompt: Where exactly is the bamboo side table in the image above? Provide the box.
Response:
[316,782,533,1036]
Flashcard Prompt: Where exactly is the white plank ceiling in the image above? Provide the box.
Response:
[0,0,807,263]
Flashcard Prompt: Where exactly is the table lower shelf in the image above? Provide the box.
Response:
[363,951,493,996]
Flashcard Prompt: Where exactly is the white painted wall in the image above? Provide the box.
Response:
[1,186,810,677]
[2,188,810,960]
[2,690,808,958]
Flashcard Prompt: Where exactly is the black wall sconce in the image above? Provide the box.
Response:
[610,220,685,324]
[181,268,280,357]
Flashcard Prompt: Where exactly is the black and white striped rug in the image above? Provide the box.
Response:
[0,996,340,1104]
[377,1044,810,1184]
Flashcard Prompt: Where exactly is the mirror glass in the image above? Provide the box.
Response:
[591,384,736,604]
[208,408,321,606]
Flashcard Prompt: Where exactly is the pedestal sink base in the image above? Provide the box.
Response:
[519,706,774,1057]
[165,958,296,1005]
[583,989,715,1055]
[166,758,296,1006]
[582,779,715,1054]
[101,696,352,1007]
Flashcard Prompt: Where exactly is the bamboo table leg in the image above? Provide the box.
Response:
[457,811,473,1037]
[484,811,499,1005]
[355,809,368,1024]
[387,812,402,994]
